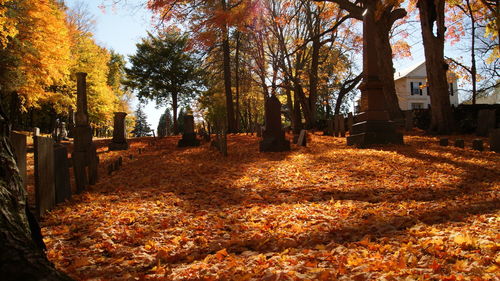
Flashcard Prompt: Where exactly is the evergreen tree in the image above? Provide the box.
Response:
[157,108,172,137]
[131,104,152,137]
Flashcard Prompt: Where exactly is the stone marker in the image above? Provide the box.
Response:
[490,129,500,153]
[439,138,448,146]
[107,163,114,175]
[404,111,413,131]
[454,139,465,148]
[178,115,200,147]
[33,127,40,136]
[476,109,496,136]
[297,129,307,147]
[73,73,93,192]
[346,4,403,147]
[333,115,340,137]
[10,132,27,188]
[109,112,129,150]
[259,95,290,152]
[472,139,483,151]
[88,143,99,185]
[339,115,346,137]
[347,112,354,133]
[59,122,68,141]
[34,136,55,217]
[326,119,334,136]
[118,156,123,167]
[53,144,71,204]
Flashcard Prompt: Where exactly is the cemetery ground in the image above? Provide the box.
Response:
[35,132,498,280]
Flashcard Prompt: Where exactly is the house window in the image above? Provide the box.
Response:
[411,103,424,109]
[410,82,422,95]
[449,83,454,96]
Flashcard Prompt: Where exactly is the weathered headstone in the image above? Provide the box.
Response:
[259,95,290,152]
[326,119,334,136]
[439,138,448,146]
[59,122,68,141]
[454,139,465,148]
[404,111,413,131]
[10,132,27,188]
[297,129,307,147]
[339,115,346,137]
[34,136,55,217]
[490,129,500,153]
[53,144,71,204]
[476,109,496,136]
[333,115,340,137]
[72,72,98,192]
[109,112,129,150]
[347,112,354,133]
[33,127,40,136]
[256,124,263,138]
[472,139,483,151]
[178,115,200,147]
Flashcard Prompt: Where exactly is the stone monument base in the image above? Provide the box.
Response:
[109,142,129,151]
[347,120,403,147]
[178,133,200,147]
[259,131,290,152]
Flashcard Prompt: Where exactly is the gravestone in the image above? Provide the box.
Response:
[439,138,448,146]
[178,115,200,147]
[326,119,334,136]
[259,95,290,152]
[476,109,496,136]
[59,122,68,141]
[339,115,346,137]
[34,136,55,217]
[472,139,483,151]
[490,129,500,152]
[33,127,40,136]
[347,113,354,133]
[454,139,465,148]
[53,144,71,204]
[73,72,98,192]
[404,111,413,131]
[333,115,340,137]
[256,124,262,138]
[109,112,129,150]
[297,129,307,147]
[10,132,27,188]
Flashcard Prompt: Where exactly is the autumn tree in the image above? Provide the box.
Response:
[313,0,406,121]
[125,31,203,135]
[416,0,455,133]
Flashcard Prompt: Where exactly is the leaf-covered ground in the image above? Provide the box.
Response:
[41,133,499,280]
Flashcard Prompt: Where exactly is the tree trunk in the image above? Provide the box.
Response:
[172,92,178,135]
[235,31,241,132]
[418,0,455,134]
[293,89,303,135]
[374,20,404,120]
[0,105,73,281]
[221,0,236,133]
[308,32,320,129]
[466,0,477,105]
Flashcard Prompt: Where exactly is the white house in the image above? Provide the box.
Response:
[394,61,459,110]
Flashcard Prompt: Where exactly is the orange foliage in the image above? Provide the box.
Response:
[42,134,499,280]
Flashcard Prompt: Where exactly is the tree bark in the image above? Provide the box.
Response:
[221,0,236,133]
[235,31,241,131]
[0,104,73,280]
[418,0,455,134]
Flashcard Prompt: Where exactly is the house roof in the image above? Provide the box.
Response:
[394,61,426,80]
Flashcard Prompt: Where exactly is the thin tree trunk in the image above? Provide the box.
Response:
[466,0,478,104]
[293,88,303,135]
[308,31,320,129]
[172,92,178,135]
[235,31,241,132]
[418,0,455,134]
[221,0,236,133]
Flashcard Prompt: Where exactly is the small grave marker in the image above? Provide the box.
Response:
[454,139,464,148]
[34,136,55,217]
[476,109,496,136]
[53,144,71,204]
[439,138,448,146]
[297,130,307,147]
[472,139,483,151]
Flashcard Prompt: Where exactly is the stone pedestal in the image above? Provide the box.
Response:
[259,95,290,152]
[178,115,200,147]
[346,7,403,147]
[109,112,129,151]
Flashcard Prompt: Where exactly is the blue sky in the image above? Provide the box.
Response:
[64,0,165,132]
[63,0,464,131]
